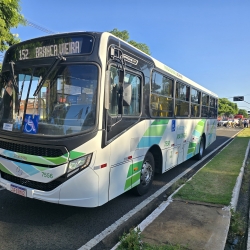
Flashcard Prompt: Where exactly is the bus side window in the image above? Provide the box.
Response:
[108,66,119,115]
[175,82,189,117]
[150,72,173,118]
[123,73,141,116]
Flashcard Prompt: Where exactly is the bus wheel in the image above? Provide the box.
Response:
[133,152,155,196]
[194,136,205,160]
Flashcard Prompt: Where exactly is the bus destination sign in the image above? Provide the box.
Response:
[19,41,80,60]
[7,35,94,61]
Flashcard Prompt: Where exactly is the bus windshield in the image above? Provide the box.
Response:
[0,64,98,136]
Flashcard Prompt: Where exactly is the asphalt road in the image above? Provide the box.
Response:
[0,127,241,250]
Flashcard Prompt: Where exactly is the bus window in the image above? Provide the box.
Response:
[209,97,217,118]
[191,88,201,117]
[175,82,189,117]
[123,72,141,116]
[150,72,173,117]
[108,67,141,116]
[108,66,119,115]
[201,93,209,117]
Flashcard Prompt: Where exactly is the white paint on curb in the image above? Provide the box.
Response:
[243,140,250,250]
[79,132,241,250]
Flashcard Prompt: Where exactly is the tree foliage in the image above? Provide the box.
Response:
[218,98,238,117]
[0,0,26,52]
[238,109,248,118]
[218,98,249,117]
[108,28,150,55]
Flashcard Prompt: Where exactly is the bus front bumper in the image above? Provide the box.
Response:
[0,167,99,207]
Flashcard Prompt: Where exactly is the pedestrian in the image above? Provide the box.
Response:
[239,118,243,128]
[1,79,13,122]
[243,119,247,128]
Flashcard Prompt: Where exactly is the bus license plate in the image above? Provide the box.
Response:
[10,184,27,197]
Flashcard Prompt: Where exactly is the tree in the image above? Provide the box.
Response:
[238,109,248,118]
[108,28,150,55]
[218,98,238,117]
[0,0,26,52]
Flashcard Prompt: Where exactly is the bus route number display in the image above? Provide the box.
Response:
[18,41,80,60]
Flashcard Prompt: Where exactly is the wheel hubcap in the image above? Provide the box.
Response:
[141,161,153,186]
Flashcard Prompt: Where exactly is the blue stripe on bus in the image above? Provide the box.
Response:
[187,153,194,159]
[137,137,162,148]
[193,130,201,137]
[14,162,40,176]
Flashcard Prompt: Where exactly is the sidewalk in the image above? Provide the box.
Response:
[140,200,230,250]
[137,139,250,250]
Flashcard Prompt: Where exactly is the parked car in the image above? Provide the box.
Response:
[217,119,228,126]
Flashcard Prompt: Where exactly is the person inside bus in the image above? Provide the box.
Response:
[1,79,13,122]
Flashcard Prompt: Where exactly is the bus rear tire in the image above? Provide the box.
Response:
[194,136,205,160]
[133,152,155,196]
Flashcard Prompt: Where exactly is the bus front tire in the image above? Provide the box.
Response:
[133,152,155,196]
[194,136,205,160]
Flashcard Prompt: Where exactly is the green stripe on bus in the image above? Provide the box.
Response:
[132,172,140,186]
[125,161,143,190]
[124,177,132,191]
[144,125,166,136]
[151,119,169,125]
[69,151,85,160]
[126,164,133,178]
[127,161,143,178]
[44,157,67,165]
[189,142,197,147]
[133,161,143,171]
[0,163,13,175]
[188,148,195,154]
[195,125,204,133]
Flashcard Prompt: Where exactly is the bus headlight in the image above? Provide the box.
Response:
[67,154,92,174]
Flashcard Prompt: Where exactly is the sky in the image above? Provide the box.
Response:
[3,0,250,111]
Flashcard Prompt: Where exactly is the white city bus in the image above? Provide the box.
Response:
[0,32,218,207]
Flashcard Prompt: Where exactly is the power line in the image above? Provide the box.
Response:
[26,19,56,34]
[0,19,55,62]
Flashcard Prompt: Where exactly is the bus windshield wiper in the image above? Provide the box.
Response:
[33,54,66,96]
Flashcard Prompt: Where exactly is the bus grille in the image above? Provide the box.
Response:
[1,172,62,191]
[0,140,64,157]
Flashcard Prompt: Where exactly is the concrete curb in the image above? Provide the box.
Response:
[230,139,250,210]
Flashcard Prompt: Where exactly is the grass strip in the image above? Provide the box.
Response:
[173,128,250,205]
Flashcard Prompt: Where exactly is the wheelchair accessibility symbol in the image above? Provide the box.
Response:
[171,120,176,132]
[23,114,39,134]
